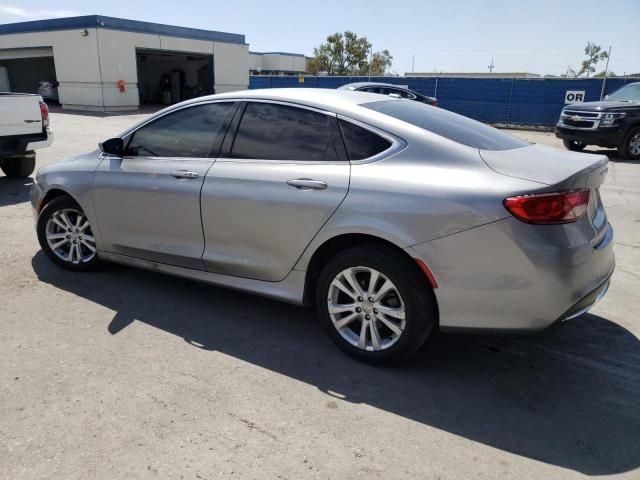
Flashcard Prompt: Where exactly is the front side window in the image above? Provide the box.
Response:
[230,102,335,161]
[125,102,235,157]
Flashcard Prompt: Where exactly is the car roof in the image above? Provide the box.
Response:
[178,88,397,114]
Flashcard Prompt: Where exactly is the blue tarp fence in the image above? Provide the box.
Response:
[249,75,639,126]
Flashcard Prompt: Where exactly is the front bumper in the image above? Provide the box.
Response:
[408,217,615,332]
[555,126,624,147]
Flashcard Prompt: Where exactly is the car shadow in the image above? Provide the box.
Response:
[31,252,640,476]
[0,176,33,207]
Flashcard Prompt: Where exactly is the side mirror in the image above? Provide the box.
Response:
[99,137,124,157]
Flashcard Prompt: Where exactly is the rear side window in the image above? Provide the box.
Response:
[364,100,529,151]
[339,119,392,160]
[126,102,234,157]
[231,102,335,161]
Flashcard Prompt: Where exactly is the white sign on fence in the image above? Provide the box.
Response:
[565,90,586,104]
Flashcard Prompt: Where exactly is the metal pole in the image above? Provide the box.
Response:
[434,71,440,98]
[411,54,415,73]
[368,45,373,81]
[507,75,516,126]
[600,46,612,100]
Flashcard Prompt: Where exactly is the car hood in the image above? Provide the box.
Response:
[564,100,640,112]
[479,144,608,190]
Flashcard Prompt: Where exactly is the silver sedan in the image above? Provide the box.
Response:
[31,89,615,364]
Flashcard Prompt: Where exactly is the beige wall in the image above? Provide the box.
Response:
[0,28,249,110]
[250,52,306,74]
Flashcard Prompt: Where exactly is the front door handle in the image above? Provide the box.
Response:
[286,179,328,190]
[170,170,199,179]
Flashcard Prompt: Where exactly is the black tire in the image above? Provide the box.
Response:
[563,139,586,152]
[315,244,437,365]
[0,152,36,178]
[617,127,640,161]
[37,195,102,271]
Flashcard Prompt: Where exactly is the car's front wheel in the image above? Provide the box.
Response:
[316,244,437,365]
[563,139,587,152]
[618,127,640,160]
[37,196,101,271]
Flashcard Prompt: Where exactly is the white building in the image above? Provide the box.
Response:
[249,51,308,76]
[0,15,249,111]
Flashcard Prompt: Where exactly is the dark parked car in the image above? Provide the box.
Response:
[556,82,640,160]
[339,82,438,106]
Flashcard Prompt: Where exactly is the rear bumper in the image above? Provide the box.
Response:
[408,217,615,332]
[555,126,624,147]
[0,128,53,155]
[26,128,53,151]
[558,273,611,321]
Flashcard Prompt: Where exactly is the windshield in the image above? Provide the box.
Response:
[364,100,529,151]
[606,83,640,102]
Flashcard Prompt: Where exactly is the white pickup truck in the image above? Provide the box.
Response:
[0,93,53,178]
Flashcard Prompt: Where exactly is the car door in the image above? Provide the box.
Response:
[93,101,236,270]
[200,101,350,282]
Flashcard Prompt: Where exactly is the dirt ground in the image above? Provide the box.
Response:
[1,108,639,479]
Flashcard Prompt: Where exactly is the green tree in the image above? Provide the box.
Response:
[307,32,393,76]
[577,42,609,77]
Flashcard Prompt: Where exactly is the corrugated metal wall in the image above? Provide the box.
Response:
[248,75,639,126]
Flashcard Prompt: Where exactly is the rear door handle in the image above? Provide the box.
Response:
[286,179,328,190]
[170,170,199,179]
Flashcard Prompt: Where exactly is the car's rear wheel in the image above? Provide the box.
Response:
[563,139,586,152]
[316,244,436,365]
[37,196,101,271]
[0,152,36,178]
[618,127,640,160]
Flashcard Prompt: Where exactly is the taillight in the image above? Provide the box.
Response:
[504,190,590,224]
[431,100,438,107]
[39,101,49,128]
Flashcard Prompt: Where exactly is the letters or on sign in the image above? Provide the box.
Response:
[565,91,586,104]
[298,76,305,84]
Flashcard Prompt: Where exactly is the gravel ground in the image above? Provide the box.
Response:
[1,108,639,479]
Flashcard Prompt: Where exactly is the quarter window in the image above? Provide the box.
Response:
[125,102,235,158]
[339,119,392,160]
[231,102,335,161]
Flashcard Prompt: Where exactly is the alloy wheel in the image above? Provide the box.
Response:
[45,208,97,264]
[630,132,640,157]
[327,266,406,352]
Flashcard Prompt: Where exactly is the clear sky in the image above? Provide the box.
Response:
[1,0,639,76]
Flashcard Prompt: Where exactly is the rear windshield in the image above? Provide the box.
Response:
[363,100,529,151]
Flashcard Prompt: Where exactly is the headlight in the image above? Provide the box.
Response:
[600,112,626,127]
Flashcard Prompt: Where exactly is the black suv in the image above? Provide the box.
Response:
[556,82,640,160]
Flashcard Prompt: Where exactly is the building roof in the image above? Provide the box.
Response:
[0,15,245,44]
[249,51,306,58]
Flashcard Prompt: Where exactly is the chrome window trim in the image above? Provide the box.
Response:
[336,114,408,164]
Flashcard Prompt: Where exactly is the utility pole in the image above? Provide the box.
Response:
[600,46,612,100]
[368,45,373,81]
[411,54,415,73]
[488,57,494,73]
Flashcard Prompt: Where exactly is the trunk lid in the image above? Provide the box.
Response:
[479,143,608,189]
